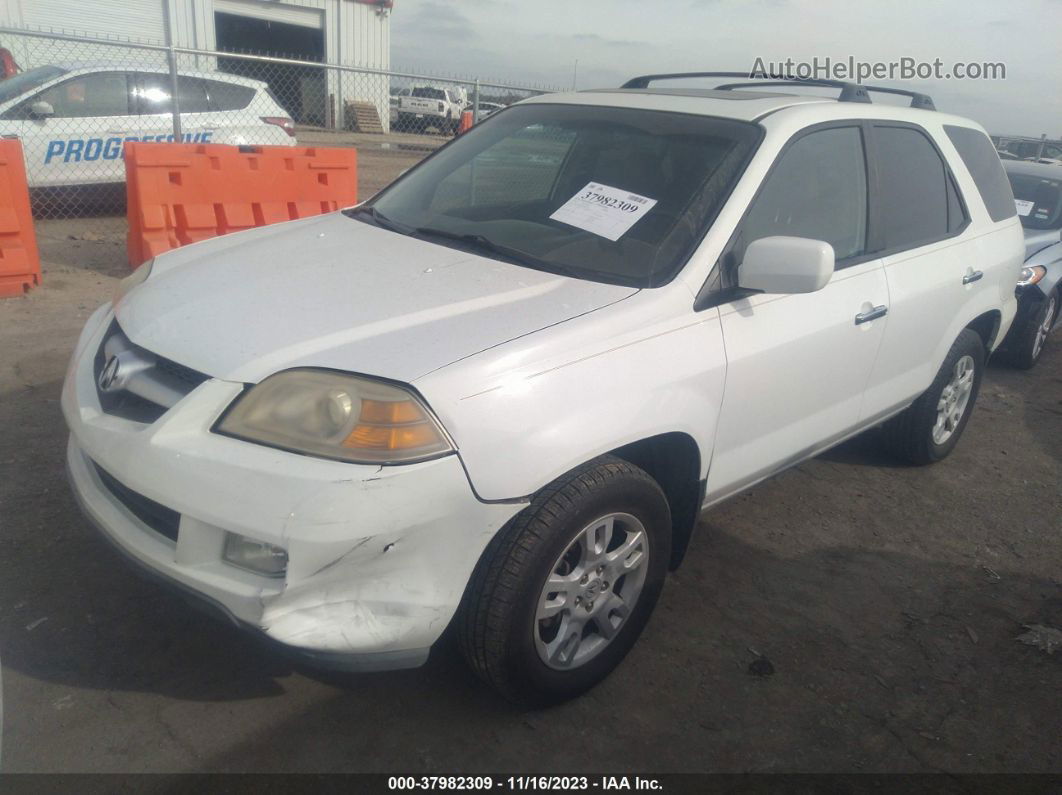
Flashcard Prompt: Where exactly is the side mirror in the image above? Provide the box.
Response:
[29,100,55,119]
[738,236,835,294]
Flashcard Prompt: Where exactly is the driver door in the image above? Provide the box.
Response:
[13,71,136,188]
[706,123,890,503]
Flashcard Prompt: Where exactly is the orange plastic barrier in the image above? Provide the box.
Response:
[125,142,358,268]
[0,139,41,297]
[458,110,474,134]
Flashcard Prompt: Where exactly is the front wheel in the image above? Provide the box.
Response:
[458,456,671,706]
[1005,291,1058,370]
[881,328,985,464]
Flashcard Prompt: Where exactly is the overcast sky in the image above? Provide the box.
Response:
[391,0,1062,137]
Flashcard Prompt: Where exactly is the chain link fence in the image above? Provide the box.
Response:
[0,25,556,273]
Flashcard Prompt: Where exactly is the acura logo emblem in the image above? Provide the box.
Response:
[98,355,121,391]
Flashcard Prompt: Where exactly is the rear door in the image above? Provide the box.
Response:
[859,123,975,419]
[706,123,890,502]
[12,70,136,187]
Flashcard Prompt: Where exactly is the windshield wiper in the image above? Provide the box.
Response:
[413,226,578,275]
[345,205,410,234]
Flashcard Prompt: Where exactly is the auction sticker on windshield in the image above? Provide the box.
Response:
[550,182,658,241]
[1014,198,1034,217]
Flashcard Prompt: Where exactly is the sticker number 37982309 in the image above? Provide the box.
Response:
[550,181,658,241]
[579,187,645,212]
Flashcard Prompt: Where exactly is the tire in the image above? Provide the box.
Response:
[1004,291,1057,370]
[882,328,985,464]
[458,455,671,706]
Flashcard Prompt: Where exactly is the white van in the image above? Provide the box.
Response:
[0,63,295,187]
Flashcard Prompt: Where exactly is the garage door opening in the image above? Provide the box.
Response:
[214,12,327,126]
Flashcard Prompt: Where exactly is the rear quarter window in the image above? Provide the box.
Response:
[945,125,1017,222]
[207,81,255,111]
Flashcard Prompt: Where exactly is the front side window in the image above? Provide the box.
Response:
[739,125,868,262]
[357,103,761,287]
[0,65,67,107]
[874,125,964,250]
[30,72,130,118]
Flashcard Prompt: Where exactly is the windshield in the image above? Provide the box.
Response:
[0,66,67,104]
[1008,172,1062,230]
[353,103,761,286]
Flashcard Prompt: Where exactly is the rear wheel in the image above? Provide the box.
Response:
[459,456,670,706]
[882,329,985,464]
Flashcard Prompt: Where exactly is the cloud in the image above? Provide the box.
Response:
[389,0,1062,134]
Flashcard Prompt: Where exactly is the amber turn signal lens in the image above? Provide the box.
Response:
[358,398,425,425]
[343,421,444,451]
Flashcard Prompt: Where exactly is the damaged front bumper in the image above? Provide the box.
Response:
[62,306,524,671]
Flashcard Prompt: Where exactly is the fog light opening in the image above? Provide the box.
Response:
[223,533,288,578]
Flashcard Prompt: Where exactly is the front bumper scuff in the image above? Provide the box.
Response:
[63,306,524,671]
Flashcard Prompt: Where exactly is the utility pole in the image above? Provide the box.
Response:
[572,59,578,91]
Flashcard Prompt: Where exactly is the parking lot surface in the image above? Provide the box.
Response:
[0,142,1060,773]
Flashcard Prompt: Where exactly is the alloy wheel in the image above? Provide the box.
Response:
[932,354,975,445]
[534,512,649,670]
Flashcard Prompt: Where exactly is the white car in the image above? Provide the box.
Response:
[63,73,1023,704]
[0,63,295,188]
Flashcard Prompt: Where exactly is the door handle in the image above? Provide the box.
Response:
[855,305,888,325]
[963,270,984,285]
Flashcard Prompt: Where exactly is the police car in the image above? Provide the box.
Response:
[0,63,295,188]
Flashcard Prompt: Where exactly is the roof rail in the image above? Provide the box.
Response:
[619,71,936,110]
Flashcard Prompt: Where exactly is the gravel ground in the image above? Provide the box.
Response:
[0,141,1059,773]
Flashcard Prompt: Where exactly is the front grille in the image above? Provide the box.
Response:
[94,320,210,423]
[93,461,181,543]
[155,355,210,388]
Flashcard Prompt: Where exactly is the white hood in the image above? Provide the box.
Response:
[116,213,637,383]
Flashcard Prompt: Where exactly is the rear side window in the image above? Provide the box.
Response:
[177,77,211,113]
[945,125,1017,222]
[133,74,210,115]
[871,125,965,251]
[739,125,868,262]
[207,81,255,111]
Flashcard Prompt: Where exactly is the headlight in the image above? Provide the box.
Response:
[1017,265,1046,287]
[113,258,153,306]
[214,369,454,464]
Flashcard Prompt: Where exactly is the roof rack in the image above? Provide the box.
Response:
[619,71,936,111]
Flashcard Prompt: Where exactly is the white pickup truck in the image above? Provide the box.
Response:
[395,85,467,134]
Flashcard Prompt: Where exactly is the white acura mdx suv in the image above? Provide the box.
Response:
[63,73,1023,704]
